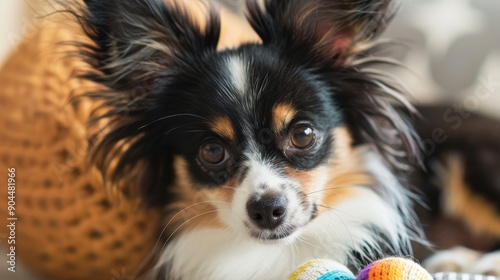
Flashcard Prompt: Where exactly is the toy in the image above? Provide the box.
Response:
[289,259,356,280]
[289,257,433,280]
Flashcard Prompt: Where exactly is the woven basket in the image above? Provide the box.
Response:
[0,10,162,280]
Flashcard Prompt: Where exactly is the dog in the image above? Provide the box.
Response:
[410,105,500,275]
[62,0,500,278]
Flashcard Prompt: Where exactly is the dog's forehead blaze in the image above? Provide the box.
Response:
[209,116,236,141]
[272,103,297,132]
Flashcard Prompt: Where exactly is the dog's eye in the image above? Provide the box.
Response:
[199,142,226,165]
[290,126,315,149]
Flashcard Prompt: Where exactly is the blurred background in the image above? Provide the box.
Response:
[1,0,499,279]
[221,0,500,114]
[3,0,499,112]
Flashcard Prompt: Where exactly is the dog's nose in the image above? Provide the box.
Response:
[246,194,287,230]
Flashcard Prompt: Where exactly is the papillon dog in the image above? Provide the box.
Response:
[65,0,429,279]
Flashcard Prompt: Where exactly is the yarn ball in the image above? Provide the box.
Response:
[357,257,433,280]
[289,259,355,280]
[289,257,433,280]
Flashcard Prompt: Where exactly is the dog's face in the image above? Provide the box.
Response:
[164,46,341,240]
[76,0,417,243]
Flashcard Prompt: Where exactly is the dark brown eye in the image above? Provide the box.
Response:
[290,126,315,149]
[200,142,226,165]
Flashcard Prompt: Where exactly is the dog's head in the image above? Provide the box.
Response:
[74,0,417,242]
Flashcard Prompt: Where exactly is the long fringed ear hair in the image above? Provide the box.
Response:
[66,0,220,206]
[246,0,421,173]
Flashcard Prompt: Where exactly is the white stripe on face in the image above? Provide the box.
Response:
[226,55,247,96]
[224,149,310,239]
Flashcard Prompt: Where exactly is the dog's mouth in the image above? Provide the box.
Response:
[249,225,298,241]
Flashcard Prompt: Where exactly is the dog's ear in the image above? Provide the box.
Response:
[80,0,220,90]
[247,0,420,172]
[246,0,398,64]
[68,0,220,206]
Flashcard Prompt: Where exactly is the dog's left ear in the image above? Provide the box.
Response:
[246,0,398,64]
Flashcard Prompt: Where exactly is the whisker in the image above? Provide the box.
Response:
[152,201,229,253]
[139,113,208,130]
[295,234,324,254]
[160,122,205,137]
[160,209,220,255]
[305,185,358,196]
[317,217,340,252]
[318,205,356,250]
[134,201,226,276]
[290,238,298,264]
[317,204,354,218]
[220,185,239,192]
[184,129,210,133]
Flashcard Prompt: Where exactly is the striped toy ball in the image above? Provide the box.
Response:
[356,257,433,280]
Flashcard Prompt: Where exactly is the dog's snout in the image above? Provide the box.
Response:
[246,194,287,230]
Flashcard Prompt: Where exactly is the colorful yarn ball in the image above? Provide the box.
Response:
[357,257,433,280]
[289,259,355,280]
[288,257,433,280]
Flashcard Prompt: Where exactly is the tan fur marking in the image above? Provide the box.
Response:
[210,116,235,141]
[163,157,234,238]
[443,154,500,236]
[273,104,297,132]
[201,176,238,205]
[320,127,373,211]
[285,127,373,213]
[285,167,325,194]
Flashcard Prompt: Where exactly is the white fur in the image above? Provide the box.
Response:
[224,153,313,240]
[155,150,418,279]
[226,56,247,95]
[159,187,406,280]
[363,151,425,251]
[222,158,298,237]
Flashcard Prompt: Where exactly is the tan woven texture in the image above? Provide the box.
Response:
[0,2,258,279]
[0,14,161,280]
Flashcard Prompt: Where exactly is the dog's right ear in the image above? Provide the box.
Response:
[65,0,220,206]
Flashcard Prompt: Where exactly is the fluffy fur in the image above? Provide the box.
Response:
[62,0,427,279]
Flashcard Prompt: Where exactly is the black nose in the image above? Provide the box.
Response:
[246,195,287,230]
